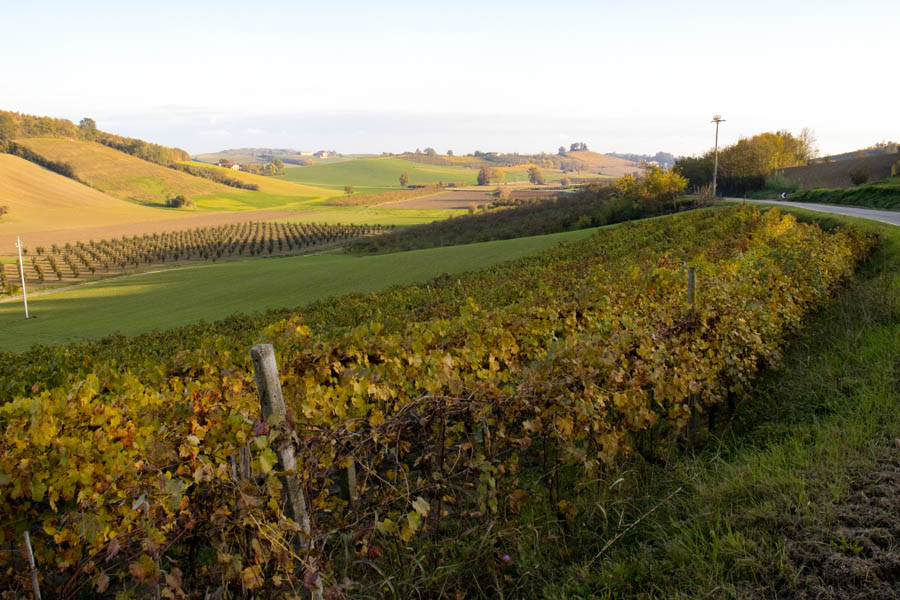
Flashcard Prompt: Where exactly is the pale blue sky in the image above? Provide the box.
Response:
[2,0,897,156]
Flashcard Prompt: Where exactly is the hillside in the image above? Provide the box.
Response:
[0,153,182,238]
[14,138,234,205]
[781,152,899,189]
[567,150,643,176]
[183,161,341,199]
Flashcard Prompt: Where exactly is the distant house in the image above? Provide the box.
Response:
[230,164,241,171]
[313,150,334,158]
[298,151,314,156]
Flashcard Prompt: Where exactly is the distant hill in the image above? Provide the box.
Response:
[607,151,675,169]
[811,141,899,164]
[566,150,644,177]
[194,148,348,166]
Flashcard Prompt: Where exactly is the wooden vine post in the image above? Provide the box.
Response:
[250,344,323,600]
[687,266,697,307]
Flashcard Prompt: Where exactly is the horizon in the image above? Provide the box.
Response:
[2,0,898,157]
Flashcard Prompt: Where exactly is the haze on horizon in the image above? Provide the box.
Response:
[2,0,897,157]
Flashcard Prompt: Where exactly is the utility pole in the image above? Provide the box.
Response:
[15,237,29,319]
[711,115,725,197]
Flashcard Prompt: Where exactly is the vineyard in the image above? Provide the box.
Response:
[0,206,875,598]
[0,221,391,292]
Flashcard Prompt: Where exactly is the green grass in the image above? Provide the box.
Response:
[0,227,597,351]
[279,157,485,188]
[789,178,900,210]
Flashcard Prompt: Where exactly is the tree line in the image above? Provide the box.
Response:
[674,129,816,196]
[0,110,190,166]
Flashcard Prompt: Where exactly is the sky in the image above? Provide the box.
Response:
[2,0,897,157]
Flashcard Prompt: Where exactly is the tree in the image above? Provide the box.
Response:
[344,185,355,196]
[892,158,900,178]
[569,142,588,152]
[558,146,566,156]
[447,150,454,157]
[528,166,545,185]
[424,148,436,156]
[493,167,506,184]
[166,195,187,208]
[477,166,493,186]
[0,205,8,219]
[849,167,869,186]
[0,113,15,140]
[399,172,410,187]
[79,117,97,141]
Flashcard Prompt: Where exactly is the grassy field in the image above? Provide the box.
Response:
[0,227,596,351]
[279,157,492,188]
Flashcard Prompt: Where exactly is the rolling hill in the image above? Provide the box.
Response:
[0,153,185,237]
[14,138,235,205]
[567,150,643,177]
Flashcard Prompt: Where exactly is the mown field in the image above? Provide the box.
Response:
[279,156,534,189]
[1,205,886,599]
[0,227,596,351]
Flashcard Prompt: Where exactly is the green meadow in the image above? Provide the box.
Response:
[0,227,597,351]
[279,157,503,189]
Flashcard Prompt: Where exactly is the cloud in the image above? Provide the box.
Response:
[245,128,265,134]
[199,129,231,137]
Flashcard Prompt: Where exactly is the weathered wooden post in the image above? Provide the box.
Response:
[250,344,323,600]
[339,461,358,511]
[687,266,696,307]
[23,530,41,600]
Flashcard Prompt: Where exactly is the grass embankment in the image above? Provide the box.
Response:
[0,227,596,351]
[527,206,900,599]
[789,179,900,210]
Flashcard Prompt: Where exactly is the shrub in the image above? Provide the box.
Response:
[166,195,187,208]
[849,167,870,186]
[892,158,900,178]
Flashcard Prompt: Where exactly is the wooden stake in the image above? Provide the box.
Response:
[23,530,41,600]
[250,344,323,600]
[339,460,358,510]
[687,266,696,307]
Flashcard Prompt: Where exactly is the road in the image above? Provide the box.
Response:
[729,198,900,227]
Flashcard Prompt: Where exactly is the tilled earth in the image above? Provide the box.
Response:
[775,441,900,599]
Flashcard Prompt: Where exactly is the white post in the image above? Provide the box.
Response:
[16,237,29,319]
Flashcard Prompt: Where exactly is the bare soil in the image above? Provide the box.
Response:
[380,188,562,210]
[379,190,495,209]
[763,442,900,599]
[0,209,311,255]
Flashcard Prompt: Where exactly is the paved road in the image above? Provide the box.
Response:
[728,198,900,227]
